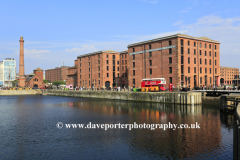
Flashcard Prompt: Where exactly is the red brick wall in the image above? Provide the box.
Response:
[25,75,44,88]
[128,38,179,88]
[120,51,129,88]
[128,36,220,89]
[77,51,120,88]
[45,67,69,83]
[67,67,77,86]
[177,37,220,88]
[220,67,239,85]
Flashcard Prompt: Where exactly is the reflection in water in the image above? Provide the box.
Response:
[0,96,234,159]
[67,101,224,159]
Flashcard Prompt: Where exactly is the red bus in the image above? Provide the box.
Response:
[141,78,166,92]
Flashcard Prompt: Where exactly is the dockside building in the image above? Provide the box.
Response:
[127,34,221,89]
[77,50,121,88]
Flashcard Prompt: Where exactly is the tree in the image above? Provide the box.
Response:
[12,80,18,87]
[43,79,49,83]
[52,81,66,85]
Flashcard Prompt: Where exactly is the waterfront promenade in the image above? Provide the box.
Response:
[46,90,202,105]
[0,89,202,104]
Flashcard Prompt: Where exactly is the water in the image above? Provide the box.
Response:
[0,95,235,159]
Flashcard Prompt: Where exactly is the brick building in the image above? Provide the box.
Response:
[45,66,69,83]
[67,60,77,86]
[127,34,220,89]
[77,50,121,88]
[220,67,239,85]
[119,50,129,88]
[25,67,45,88]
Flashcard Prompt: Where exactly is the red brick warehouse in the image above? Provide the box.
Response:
[127,34,220,89]
[67,60,78,87]
[77,50,121,88]
[119,50,129,88]
[220,67,239,85]
[45,66,69,83]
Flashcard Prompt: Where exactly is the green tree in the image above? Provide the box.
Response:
[43,79,49,83]
[12,80,18,87]
[52,81,66,85]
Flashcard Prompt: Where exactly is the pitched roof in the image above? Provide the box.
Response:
[34,67,43,71]
[25,73,35,82]
[77,50,119,58]
[128,33,220,47]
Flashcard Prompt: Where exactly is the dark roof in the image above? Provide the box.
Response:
[25,74,35,82]
[127,33,220,47]
[77,50,119,58]
[68,66,77,69]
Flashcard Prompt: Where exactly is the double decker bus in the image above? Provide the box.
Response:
[141,78,166,92]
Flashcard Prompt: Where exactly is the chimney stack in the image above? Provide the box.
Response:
[18,36,26,87]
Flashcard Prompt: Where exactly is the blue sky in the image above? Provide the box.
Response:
[0,0,240,74]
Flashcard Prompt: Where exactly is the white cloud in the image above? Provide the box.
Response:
[24,49,50,55]
[176,15,240,67]
[131,30,188,43]
[180,10,189,13]
[65,45,97,54]
[173,20,184,26]
[180,0,198,13]
[180,7,192,13]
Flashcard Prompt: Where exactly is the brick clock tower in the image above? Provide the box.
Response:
[18,36,26,87]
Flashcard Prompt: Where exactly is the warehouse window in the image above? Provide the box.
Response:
[169,48,172,54]
[149,52,152,57]
[181,39,183,46]
[169,67,172,74]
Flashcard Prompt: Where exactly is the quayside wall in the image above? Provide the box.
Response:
[0,90,37,95]
[46,90,202,105]
[234,103,240,159]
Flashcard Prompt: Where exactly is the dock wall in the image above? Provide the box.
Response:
[0,90,37,95]
[234,103,240,159]
[46,90,202,105]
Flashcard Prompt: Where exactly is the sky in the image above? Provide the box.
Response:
[0,0,240,75]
